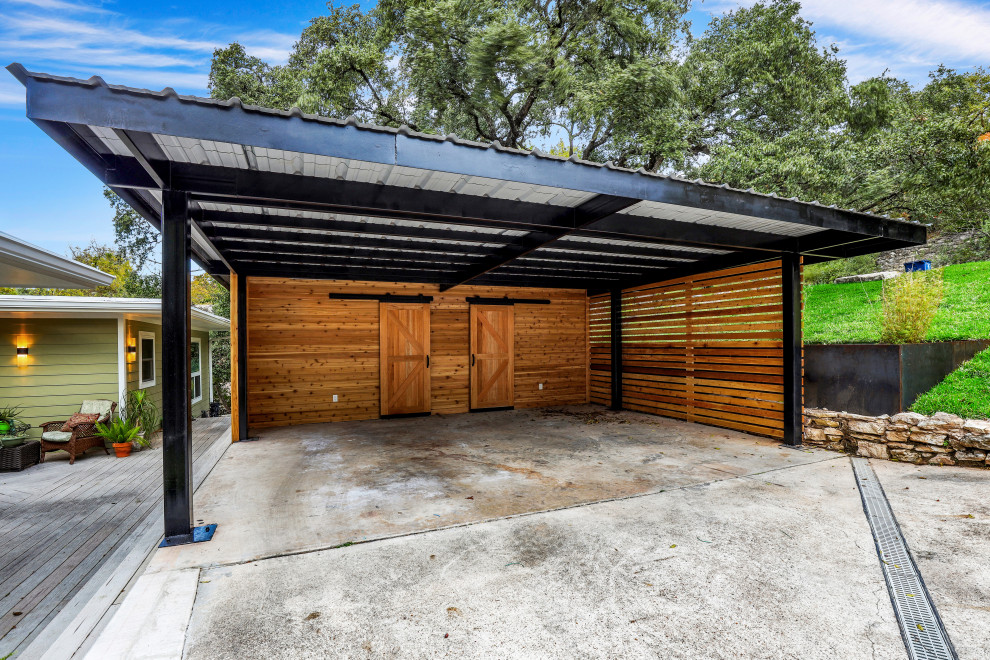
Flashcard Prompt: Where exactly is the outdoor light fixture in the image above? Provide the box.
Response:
[127,338,137,361]
[16,338,29,366]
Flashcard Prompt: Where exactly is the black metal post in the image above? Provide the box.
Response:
[162,190,194,542]
[610,288,623,411]
[782,252,803,446]
[236,273,248,441]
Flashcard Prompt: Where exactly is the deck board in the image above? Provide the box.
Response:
[0,416,230,656]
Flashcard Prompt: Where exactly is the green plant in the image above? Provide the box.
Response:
[119,389,160,446]
[94,418,141,445]
[911,348,990,419]
[0,403,24,423]
[879,269,945,344]
[803,254,879,286]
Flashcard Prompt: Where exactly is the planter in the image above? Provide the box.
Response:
[1,441,40,471]
[112,442,132,458]
[804,339,990,416]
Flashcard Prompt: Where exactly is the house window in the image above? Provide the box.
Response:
[191,338,203,404]
[138,331,156,388]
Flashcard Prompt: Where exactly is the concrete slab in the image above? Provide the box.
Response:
[146,407,829,572]
[871,460,990,659]
[82,568,199,660]
[181,457,904,659]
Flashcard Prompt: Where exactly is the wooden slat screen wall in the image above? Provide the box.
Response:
[588,293,612,407]
[246,278,589,430]
[589,260,796,438]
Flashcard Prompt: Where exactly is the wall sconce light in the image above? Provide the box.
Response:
[127,339,137,362]
[16,338,29,366]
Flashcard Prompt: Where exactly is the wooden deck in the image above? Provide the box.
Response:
[0,416,231,658]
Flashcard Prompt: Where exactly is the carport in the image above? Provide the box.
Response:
[8,63,927,546]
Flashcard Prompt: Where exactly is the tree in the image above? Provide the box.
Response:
[104,189,160,271]
[208,0,990,233]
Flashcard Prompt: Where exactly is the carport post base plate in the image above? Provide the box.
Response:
[160,524,218,548]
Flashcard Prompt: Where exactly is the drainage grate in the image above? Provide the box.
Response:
[851,458,957,660]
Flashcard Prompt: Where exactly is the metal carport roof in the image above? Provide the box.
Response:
[7,64,926,293]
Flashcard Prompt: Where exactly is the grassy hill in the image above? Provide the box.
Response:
[803,261,990,345]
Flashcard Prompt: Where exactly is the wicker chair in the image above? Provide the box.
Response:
[39,400,116,464]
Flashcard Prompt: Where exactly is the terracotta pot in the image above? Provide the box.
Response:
[112,442,132,458]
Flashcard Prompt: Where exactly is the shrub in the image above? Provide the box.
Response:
[803,254,878,286]
[879,269,945,343]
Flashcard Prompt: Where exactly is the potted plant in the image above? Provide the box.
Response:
[95,418,141,458]
[119,390,159,451]
[0,403,23,435]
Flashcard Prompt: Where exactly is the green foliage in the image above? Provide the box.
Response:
[803,254,878,286]
[103,189,160,271]
[804,261,990,344]
[118,389,159,446]
[206,1,990,234]
[879,270,945,343]
[0,403,24,423]
[911,348,990,419]
[94,417,141,445]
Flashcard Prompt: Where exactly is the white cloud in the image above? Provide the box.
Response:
[800,0,990,63]
[0,0,298,97]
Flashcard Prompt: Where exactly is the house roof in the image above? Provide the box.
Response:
[0,295,229,331]
[6,64,927,293]
[0,230,116,289]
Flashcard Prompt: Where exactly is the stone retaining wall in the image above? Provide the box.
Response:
[803,408,990,468]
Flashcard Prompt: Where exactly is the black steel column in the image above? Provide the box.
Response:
[236,273,248,440]
[782,252,803,446]
[610,288,623,411]
[162,190,194,542]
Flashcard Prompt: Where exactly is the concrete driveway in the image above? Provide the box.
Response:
[80,407,990,659]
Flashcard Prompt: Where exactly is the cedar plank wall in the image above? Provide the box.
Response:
[590,260,802,439]
[246,278,588,430]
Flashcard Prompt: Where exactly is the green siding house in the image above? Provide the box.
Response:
[0,296,228,439]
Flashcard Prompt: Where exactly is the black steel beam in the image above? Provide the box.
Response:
[782,252,803,446]
[440,194,640,290]
[328,293,434,303]
[610,289,623,411]
[208,228,694,271]
[237,263,604,289]
[200,211,518,246]
[222,246,481,267]
[161,190,194,543]
[550,237,714,261]
[235,273,248,442]
[155,163,583,233]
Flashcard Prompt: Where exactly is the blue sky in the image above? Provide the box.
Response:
[1,0,989,256]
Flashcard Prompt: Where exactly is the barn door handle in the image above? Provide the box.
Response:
[471,354,476,366]
[426,355,430,368]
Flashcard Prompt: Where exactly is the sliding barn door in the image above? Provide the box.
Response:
[380,303,431,416]
[470,305,514,410]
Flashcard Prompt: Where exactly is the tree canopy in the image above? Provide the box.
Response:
[207,0,990,231]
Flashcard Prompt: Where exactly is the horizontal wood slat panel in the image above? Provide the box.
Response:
[589,260,794,439]
[247,278,588,430]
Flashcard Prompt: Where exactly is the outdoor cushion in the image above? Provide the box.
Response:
[79,400,113,419]
[61,413,100,431]
[42,431,73,443]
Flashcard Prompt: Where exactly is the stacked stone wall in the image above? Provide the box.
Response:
[874,230,981,271]
[804,408,990,468]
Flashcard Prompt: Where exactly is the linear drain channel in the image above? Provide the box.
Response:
[851,457,957,660]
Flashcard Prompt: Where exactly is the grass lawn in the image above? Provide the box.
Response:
[803,261,990,345]
[911,348,990,418]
